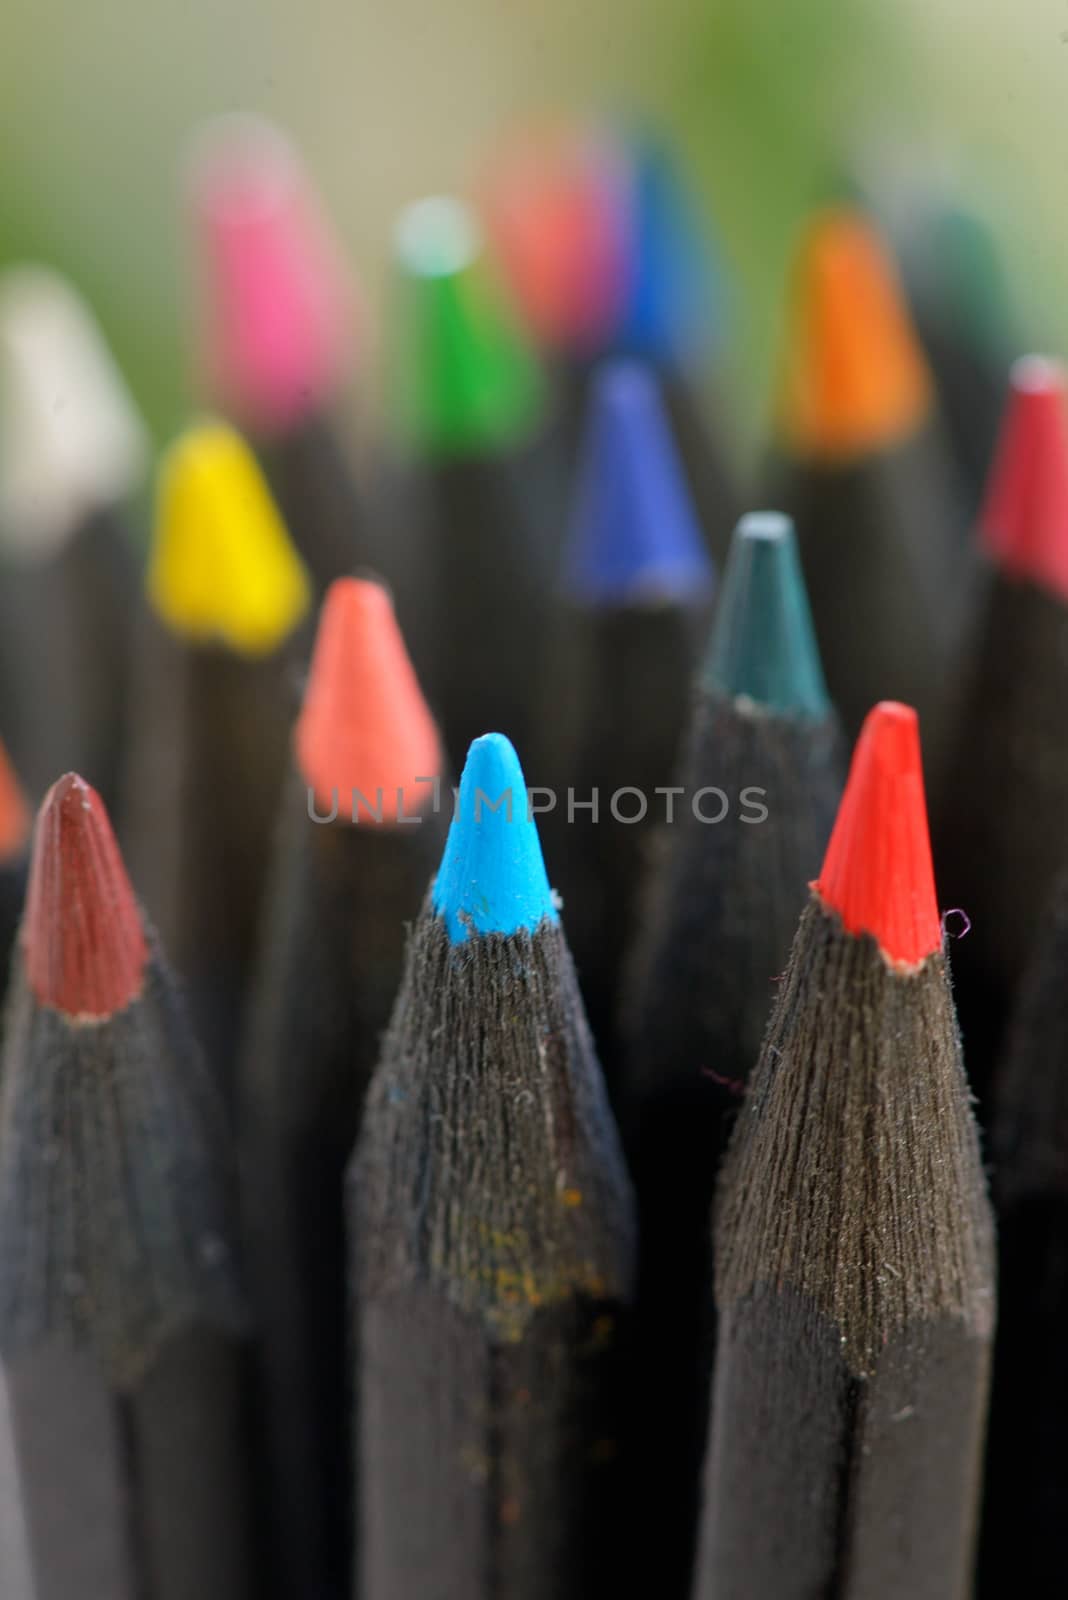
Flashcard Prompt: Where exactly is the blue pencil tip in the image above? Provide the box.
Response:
[432,734,558,943]
[613,136,723,370]
[566,360,714,606]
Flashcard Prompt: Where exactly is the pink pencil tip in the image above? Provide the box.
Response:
[188,116,357,435]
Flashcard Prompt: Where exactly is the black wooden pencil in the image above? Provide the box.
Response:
[978,866,1068,1592]
[537,358,714,1071]
[122,419,312,1086]
[772,206,967,747]
[239,575,447,1600]
[694,702,995,1600]
[348,732,636,1600]
[389,196,566,767]
[0,266,144,805]
[189,114,370,592]
[939,356,1068,1089]
[618,509,843,1598]
[0,773,253,1599]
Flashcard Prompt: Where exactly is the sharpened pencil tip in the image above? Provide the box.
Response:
[432,734,557,943]
[704,511,828,715]
[148,419,311,656]
[479,121,629,354]
[612,134,718,369]
[391,196,545,456]
[566,360,712,605]
[296,576,444,823]
[979,356,1068,602]
[188,114,354,434]
[23,774,147,1017]
[814,702,940,968]
[777,208,933,462]
[0,266,148,557]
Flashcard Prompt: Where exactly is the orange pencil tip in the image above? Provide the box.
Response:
[777,208,933,462]
[295,577,443,823]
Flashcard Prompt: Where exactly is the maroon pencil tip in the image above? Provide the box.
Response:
[23,773,148,1017]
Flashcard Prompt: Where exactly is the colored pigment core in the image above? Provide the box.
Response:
[24,773,147,1017]
[432,733,558,943]
[704,512,828,716]
[814,701,940,967]
[295,576,444,823]
[777,208,933,462]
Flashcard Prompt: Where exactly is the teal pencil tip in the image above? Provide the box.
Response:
[704,512,830,716]
[432,733,558,943]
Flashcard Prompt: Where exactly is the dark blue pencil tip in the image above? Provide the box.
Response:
[704,511,830,717]
[566,360,714,606]
[613,135,722,369]
[432,733,558,944]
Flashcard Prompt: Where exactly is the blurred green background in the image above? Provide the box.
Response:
[0,0,1061,444]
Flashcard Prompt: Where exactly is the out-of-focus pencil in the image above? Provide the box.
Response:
[240,574,446,1600]
[0,267,145,804]
[0,774,253,1599]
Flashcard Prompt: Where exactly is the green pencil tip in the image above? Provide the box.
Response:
[390,196,545,457]
[705,512,830,717]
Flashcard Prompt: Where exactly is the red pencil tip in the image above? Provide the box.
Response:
[295,578,444,823]
[0,740,29,862]
[23,774,148,1017]
[979,356,1068,602]
[813,702,941,968]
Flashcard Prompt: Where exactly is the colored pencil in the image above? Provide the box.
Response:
[979,866,1068,1591]
[189,115,369,591]
[479,119,629,374]
[0,774,253,1599]
[122,419,311,1082]
[537,358,714,1070]
[694,702,995,1600]
[348,733,636,1599]
[772,207,967,746]
[239,575,447,1600]
[619,509,842,1598]
[389,196,566,765]
[939,357,1068,1086]
[0,267,145,804]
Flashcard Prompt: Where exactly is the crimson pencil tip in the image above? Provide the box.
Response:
[295,577,444,823]
[814,702,940,968]
[23,773,147,1017]
[979,355,1068,601]
[188,114,355,435]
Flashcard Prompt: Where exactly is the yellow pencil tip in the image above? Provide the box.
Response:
[148,420,311,655]
[776,208,933,463]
